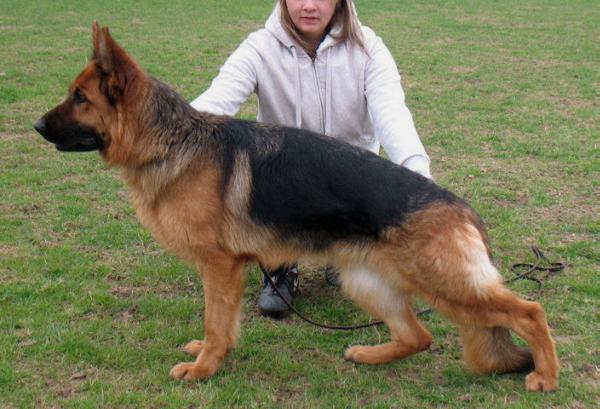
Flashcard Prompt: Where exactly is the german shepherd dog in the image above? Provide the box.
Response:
[34,23,559,391]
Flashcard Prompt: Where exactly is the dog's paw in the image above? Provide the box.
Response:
[169,362,197,381]
[169,361,217,381]
[344,345,370,363]
[183,340,204,356]
[525,371,558,392]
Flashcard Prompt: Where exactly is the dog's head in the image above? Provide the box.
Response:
[34,22,147,162]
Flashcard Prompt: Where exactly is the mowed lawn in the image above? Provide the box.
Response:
[1,0,598,407]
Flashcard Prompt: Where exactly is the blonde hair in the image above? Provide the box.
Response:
[279,0,367,59]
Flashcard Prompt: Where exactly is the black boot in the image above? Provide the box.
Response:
[258,264,299,318]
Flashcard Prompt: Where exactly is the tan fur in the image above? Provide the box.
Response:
[39,24,559,391]
[460,326,533,374]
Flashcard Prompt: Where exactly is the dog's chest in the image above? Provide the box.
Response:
[126,169,225,262]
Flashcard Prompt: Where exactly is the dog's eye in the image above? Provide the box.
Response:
[73,89,88,105]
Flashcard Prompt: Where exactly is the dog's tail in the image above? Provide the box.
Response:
[459,326,534,374]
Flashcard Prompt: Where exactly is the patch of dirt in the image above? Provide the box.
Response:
[20,203,42,215]
[582,363,600,380]
[117,304,142,322]
[69,370,90,381]
[131,17,145,26]
[40,367,97,405]
[109,279,199,301]
[14,328,37,348]
[450,65,480,75]
[295,265,341,299]
[67,25,90,33]
[110,285,137,298]
[0,244,19,258]
[0,131,32,142]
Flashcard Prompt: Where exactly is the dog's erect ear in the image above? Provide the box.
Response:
[92,21,118,74]
[91,22,141,104]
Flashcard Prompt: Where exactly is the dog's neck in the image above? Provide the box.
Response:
[119,78,220,204]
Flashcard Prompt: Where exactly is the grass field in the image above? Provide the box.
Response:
[1,0,599,407]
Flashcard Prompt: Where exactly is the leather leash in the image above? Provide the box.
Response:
[261,245,565,331]
[507,245,566,299]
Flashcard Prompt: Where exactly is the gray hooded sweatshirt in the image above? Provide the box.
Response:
[191,4,431,178]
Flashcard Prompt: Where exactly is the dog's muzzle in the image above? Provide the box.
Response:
[34,117,104,152]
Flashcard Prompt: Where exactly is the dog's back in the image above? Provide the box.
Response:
[212,117,462,249]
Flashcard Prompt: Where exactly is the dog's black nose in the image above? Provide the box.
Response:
[34,118,46,134]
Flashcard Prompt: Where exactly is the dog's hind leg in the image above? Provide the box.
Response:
[433,289,559,391]
[414,221,559,391]
[170,253,246,381]
[340,267,432,365]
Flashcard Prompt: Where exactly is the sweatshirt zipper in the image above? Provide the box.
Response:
[312,58,326,134]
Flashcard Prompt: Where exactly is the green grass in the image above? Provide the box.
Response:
[1,0,599,407]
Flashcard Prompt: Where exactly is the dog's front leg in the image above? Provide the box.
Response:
[170,253,246,381]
